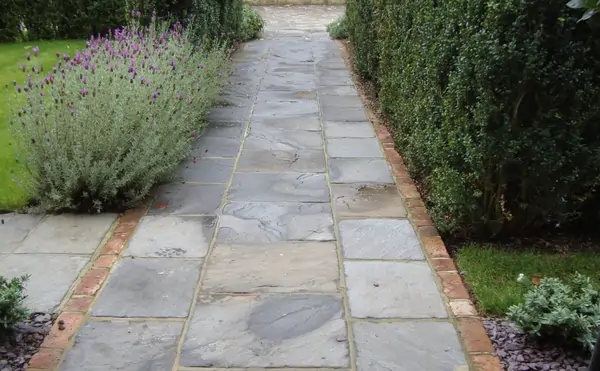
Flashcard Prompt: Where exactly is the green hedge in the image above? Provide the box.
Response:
[347,0,600,236]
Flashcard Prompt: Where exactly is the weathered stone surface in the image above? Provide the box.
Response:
[330,158,394,184]
[0,213,43,253]
[218,202,334,243]
[201,122,246,139]
[61,320,183,371]
[174,158,234,183]
[244,130,322,151]
[202,242,339,293]
[324,121,375,138]
[16,214,116,254]
[318,86,358,96]
[250,116,321,131]
[207,105,252,122]
[261,73,316,91]
[339,219,422,259]
[326,138,383,158]
[0,254,89,312]
[149,183,225,215]
[353,321,467,371]
[228,173,329,202]
[92,258,201,317]
[126,216,217,258]
[332,184,406,218]
[191,136,242,158]
[257,90,317,102]
[322,107,368,122]
[237,149,326,173]
[317,76,353,87]
[180,295,349,368]
[253,101,319,117]
[344,261,447,319]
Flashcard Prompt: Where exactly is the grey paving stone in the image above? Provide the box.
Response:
[317,76,353,87]
[174,158,234,183]
[149,183,225,215]
[207,105,252,122]
[261,73,316,91]
[332,184,406,218]
[344,261,447,319]
[61,320,182,371]
[218,202,334,243]
[251,116,321,131]
[322,107,368,122]
[244,130,323,151]
[92,258,201,317]
[180,295,349,368]
[201,122,246,139]
[326,138,383,158]
[339,219,422,260]
[320,95,363,108]
[16,214,116,254]
[256,90,318,102]
[229,173,329,202]
[318,85,358,96]
[0,213,43,253]
[0,254,89,312]
[191,136,242,158]
[330,158,394,184]
[237,149,326,173]
[126,216,217,258]
[202,242,339,293]
[324,121,376,138]
[253,101,319,117]
[353,321,467,371]
[267,62,315,73]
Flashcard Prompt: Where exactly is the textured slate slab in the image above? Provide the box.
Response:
[243,130,323,151]
[326,138,383,158]
[256,90,317,102]
[261,73,316,91]
[253,101,319,117]
[228,173,329,202]
[329,159,394,184]
[332,184,406,218]
[149,183,225,215]
[237,149,326,173]
[201,122,246,139]
[322,107,368,122]
[318,86,358,96]
[174,158,234,183]
[324,121,375,138]
[207,106,252,122]
[0,213,43,253]
[180,295,349,368]
[250,116,321,131]
[191,136,242,158]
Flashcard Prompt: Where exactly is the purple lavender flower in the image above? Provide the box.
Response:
[40,91,45,97]
[32,46,39,57]
[178,91,183,100]
[80,88,89,97]
[20,64,25,72]
[16,85,21,93]
[151,91,158,101]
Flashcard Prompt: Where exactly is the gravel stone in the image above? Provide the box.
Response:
[0,312,55,371]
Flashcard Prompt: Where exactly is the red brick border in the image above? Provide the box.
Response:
[27,207,145,370]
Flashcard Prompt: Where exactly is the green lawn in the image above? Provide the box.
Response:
[455,244,600,316]
[0,40,84,210]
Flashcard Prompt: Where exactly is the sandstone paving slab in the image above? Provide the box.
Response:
[192,136,242,158]
[237,149,326,173]
[320,94,363,108]
[339,219,422,260]
[253,101,319,117]
[329,158,394,184]
[332,184,406,218]
[0,254,89,312]
[322,106,368,122]
[344,261,447,319]
[318,85,358,96]
[250,116,321,131]
[218,202,334,243]
[326,138,383,158]
[261,73,316,91]
[207,105,252,122]
[179,294,349,368]
[244,130,323,151]
[353,321,467,371]
[324,121,375,138]
[149,183,225,215]
[201,121,246,139]
[126,216,217,258]
[60,320,182,371]
[16,214,116,254]
[174,158,234,183]
[92,258,201,318]
[0,213,43,253]
[202,242,339,293]
[228,173,329,202]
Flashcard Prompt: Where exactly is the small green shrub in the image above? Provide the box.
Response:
[0,275,29,333]
[508,274,600,351]
[237,5,264,42]
[9,18,229,212]
[327,15,348,40]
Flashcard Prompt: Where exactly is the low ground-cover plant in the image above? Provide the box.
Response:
[237,4,264,42]
[508,273,600,352]
[0,275,29,334]
[327,15,348,40]
[8,16,229,212]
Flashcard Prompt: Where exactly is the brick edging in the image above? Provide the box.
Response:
[27,208,146,370]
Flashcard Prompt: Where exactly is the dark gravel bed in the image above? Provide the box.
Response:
[0,312,55,371]
[484,318,591,371]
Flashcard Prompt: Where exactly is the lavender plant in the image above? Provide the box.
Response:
[8,15,229,212]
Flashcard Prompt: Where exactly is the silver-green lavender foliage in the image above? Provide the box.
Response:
[507,273,600,351]
[0,275,29,334]
[9,19,230,212]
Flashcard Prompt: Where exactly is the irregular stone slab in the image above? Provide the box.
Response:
[229,173,329,202]
[353,321,467,371]
[251,116,321,131]
[180,295,349,368]
[218,202,334,243]
[237,149,326,173]
[174,158,234,183]
[192,136,242,158]
[332,184,406,218]
[0,254,89,312]
[326,138,383,158]
[318,86,358,96]
[207,105,252,122]
[149,183,225,215]
[92,258,201,317]
[317,76,353,87]
[320,95,363,108]
[266,62,315,74]
[61,320,182,371]
[202,242,339,293]
[339,219,422,259]
[126,216,217,258]
[344,261,447,319]
[244,130,323,151]
[330,158,394,184]
[261,73,316,91]
[253,101,319,117]
[0,213,43,253]
[201,122,246,139]
[16,214,116,254]
[257,90,317,102]
[322,107,368,122]
[324,121,375,138]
